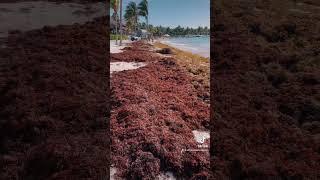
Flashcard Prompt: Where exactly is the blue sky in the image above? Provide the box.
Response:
[113,0,210,28]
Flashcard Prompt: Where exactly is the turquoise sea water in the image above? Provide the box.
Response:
[160,36,210,58]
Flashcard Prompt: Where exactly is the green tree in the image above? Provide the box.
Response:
[138,0,149,33]
[197,26,202,35]
[185,27,190,35]
[165,27,171,35]
[204,26,209,35]
[124,1,139,33]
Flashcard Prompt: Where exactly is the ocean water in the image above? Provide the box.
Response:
[160,36,210,58]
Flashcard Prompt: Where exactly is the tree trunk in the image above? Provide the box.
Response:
[146,17,149,41]
[136,16,138,33]
[147,0,149,41]
[119,0,123,46]
[115,12,118,45]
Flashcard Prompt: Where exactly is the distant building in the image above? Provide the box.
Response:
[137,29,151,39]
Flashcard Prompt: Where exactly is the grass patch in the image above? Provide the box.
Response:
[110,34,128,40]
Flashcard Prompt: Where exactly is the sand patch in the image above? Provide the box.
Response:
[110,167,117,180]
[192,130,210,144]
[110,62,146,75]
[157,172,177,180]
[110,40,131,54]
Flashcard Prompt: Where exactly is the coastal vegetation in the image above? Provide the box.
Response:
[111,0,209,37]
[111,24,210,37]
[147,25,210,36]
[111,0,150,39]
[138,0,149,31]
[110,34,128,40]
[124,2,139,32]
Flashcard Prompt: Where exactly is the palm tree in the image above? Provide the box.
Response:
[138,0,148,36]
[138,0,148,23]
[111,0,119,45]
[124,2,139,34]
[125,18,135,33]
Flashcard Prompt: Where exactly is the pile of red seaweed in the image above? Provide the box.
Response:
[0,17,109,179]
[212,0,320,178]
[111,42,210,179]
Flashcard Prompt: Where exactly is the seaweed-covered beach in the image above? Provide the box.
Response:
[110,41,210,179]
[0,0,108,178]
[212,0,320,178]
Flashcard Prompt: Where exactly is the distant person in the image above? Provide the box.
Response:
[147,34,151,42]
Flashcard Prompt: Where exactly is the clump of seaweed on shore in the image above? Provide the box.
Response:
[155,42,210,103]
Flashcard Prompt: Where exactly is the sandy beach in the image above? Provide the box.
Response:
[110,40,131,54]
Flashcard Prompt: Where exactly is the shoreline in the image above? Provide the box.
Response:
[154,41,209,61]
[154,42,210,103]
[158,38,210,58]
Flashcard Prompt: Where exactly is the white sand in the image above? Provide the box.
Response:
[192,130,210,144]
[110,62,146,75]
[110,167,117,180]
[157,172,177,180]
[110,40,131,54]
[111,168,177,180]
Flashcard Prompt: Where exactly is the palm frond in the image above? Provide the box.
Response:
[138,0,148,17]
[124,2,139,33]
[110,0,119,12]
